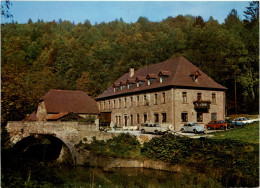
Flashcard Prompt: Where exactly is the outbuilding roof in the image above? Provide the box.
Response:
[42,89,99,114]
[96,56,227,100]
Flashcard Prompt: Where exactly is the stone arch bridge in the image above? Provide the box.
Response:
[6,121,117,165]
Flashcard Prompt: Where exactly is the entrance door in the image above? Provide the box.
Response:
[124,115,127,127]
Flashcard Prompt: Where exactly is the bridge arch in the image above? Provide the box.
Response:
[11,134,74,164]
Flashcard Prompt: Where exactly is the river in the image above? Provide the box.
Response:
[2,163,224,188]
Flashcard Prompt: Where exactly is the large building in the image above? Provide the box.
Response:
[96,57,227,131]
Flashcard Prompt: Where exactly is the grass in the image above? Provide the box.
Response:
[211,121,259,144]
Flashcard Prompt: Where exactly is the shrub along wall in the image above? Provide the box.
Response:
[76,133,259,187]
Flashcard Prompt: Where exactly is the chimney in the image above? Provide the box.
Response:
[129,68,134,77]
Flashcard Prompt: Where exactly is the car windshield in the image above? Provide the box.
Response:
[191,123,198,126]
[218,121,224,123]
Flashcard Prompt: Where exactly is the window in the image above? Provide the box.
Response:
[119,99,121,108]
[192,72,200,83]
[162,92,166,103]
[182,92,187,103]
[130,97,133,106]
[197,112,203,122]
[137,114,140,124]
[116,116,122,125]
[148,79,154,86]
[122,85,127,91]
[124,97,127,108]
[115,86,120,92]
[160,76,167,83]
[154,113,159,122]
[130,114,133,126]
[144,95,148,105]
[113,100,116,109]
[212,93,216,104]
[162,113,167,122]
[195,75,199,82]
[128,83,134,89]
[197,93,202,101]
[144,113,147,123]
[136,96,139,106]
[211,113,217,121]
[137,81,144,88]
[154,94,158,105]
[181,113,188,122]
[124,115,127,126]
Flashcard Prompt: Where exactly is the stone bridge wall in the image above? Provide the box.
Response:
[6,121,118,164]
[6,121,155,165]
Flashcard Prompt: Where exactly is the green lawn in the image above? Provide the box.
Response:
[211,121,259,144]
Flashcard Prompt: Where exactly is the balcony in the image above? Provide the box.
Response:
[193,101,211,112]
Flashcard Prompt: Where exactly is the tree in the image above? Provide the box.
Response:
[224,9,243,33]
[76,72,90,93]
[1,0,12,18]
[193,16,205,27]
[244,1,259,24]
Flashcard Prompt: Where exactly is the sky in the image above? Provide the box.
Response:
[2,1,250,24]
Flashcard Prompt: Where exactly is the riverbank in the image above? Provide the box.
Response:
[76,123,259,187]
[87,156,187,172]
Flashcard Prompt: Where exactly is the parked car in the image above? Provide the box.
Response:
[140,123,170,135]
[180,122,205,134]
[205,120,228,130]
[232,117,250,127]
[225,119,233,128]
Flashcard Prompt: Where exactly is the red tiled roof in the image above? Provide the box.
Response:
[113,83,120,87]
[159,70,171,76]
[126,78,135,84]
[47,112,84,121]
[47,112,69,120]
[136,76,146,81]
[96,56,227,100]
[146,74,158,79]
[120,81,127,85]
[42,89,99,114]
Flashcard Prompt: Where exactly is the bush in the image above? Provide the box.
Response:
[77,133,142,159]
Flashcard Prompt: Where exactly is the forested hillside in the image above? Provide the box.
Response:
[1,2,259,124]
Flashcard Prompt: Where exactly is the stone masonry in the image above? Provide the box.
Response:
[6,121,156,164]
[98,88,225,131]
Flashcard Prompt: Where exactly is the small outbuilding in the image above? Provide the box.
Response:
[26,89,99,123]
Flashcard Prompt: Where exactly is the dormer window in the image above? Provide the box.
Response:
[158,71,171,83]
[113,83,120,92]
[122,85,127,91]
[160,76,167,83]
[146,74,157,86]
[190,71,201,83]
[135,76,146,88]
[128,83,134,89]
[119,81,127,91]
[127,78,135,89]
[195,75,199,82]
[148,79,155,85]
[137,81,144,88]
